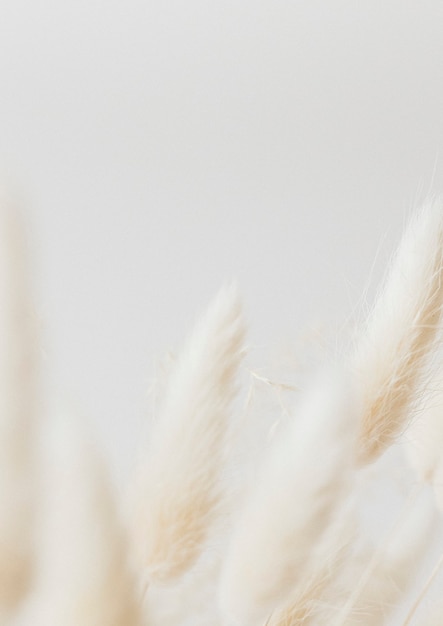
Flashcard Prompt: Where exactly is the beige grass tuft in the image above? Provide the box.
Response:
[328,488,435,626]
[130,284,245,583]
[0,194,38,616]
[24,408,141,626]
[218,372,358,626]
[266,501,358,626]
[354,201,443,464]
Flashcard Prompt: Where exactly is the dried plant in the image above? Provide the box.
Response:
[353,202,443,464]
[21,409,142,626]
[0,196,38,619]
[130,283,245,584]
[218,373,358,626]
[2,195,443,626]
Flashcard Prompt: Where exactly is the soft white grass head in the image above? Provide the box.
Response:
[354,199,443,464]
[218,370,359,626]
[327,487,435,626]
[131,283,245,584]
[25,405,141,626]
[266,498,358,626]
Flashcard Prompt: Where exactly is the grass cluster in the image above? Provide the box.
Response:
[1,196,443,626]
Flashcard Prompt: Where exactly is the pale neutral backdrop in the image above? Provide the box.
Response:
[1,1,443,484]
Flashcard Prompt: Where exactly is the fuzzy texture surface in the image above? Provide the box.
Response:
[328,489,435,626]
[130,284,245,583]
[353,201,443,464]
[21,409,141,626]
[218,373,358,626]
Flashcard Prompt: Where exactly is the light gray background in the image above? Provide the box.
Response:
[1,1,443,484]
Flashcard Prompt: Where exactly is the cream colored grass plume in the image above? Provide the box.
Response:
[130,284,245,584]
[21,407,141,626]
[218,372,358,626]
[353,200,443,464]
[265,500,358,626]
[327,488,435,626]
[0,192,38,618]
[3,193,443,626]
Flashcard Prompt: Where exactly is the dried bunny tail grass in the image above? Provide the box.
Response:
[24,407,141,626]
[354,200,443,464]
[0,192,38,614]
[218,372,358,626]
[130,283,245,583]
[329,488,435,626]
[266,500,358,626]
